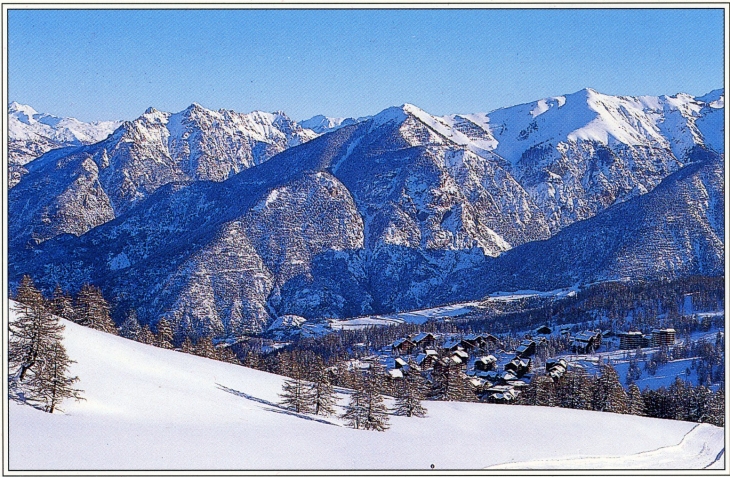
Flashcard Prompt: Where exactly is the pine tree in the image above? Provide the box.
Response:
[10,277,82,413]
[26,341,83,413]
[180,337,195,354]
[393,371,427,417]
[74,284,117,334]
[155,317,174,349]
[429,358,474,402]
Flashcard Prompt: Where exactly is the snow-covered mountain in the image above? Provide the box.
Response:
[300,114,363,134]
[7,88,724,338]
[8,303,724,470]
[8,102,122,187]
[8,103,319,247]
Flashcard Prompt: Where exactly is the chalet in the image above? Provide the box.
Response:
[415,349,439,369]
[618,331,644,350]
[412,332,436,351]
[651,329,676,347]
[463,333,491,349]
[483,385,519,402]
[469,377,489,392]
[515,339,536,358]
[504,357,531,378]
[452,349,469,363]
[571,330,602,354]
[391,337,416,356]
[535,325,552,335]
[483,333,499,345]
[546,357,567,381]
[474,355,497,372]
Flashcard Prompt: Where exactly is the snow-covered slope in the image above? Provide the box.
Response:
[8,302,724,471]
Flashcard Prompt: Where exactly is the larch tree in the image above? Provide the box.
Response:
[74,284,117,334]
[26,340,83,413]
[119,309,142,341]
[342,365,390,431]
[626,383,646,416]
[393,370,427,417]
[279,361,314,414]
[309,359,339,416]
[9,276,58,382]
[155,317,175,349]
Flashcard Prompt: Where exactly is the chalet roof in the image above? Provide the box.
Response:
[443,338,461,349]
[463,333,480,341]
[425,349,438,356]
[450,356,463,365]
[392,337,413,348]
[477,355,497,364]
[453,350,469,359]
[573,330,600,342]
[394,357,408,367]
[388,369,404,379]
[412,332,435,343]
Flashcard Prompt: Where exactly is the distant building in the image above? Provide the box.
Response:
[391,338,415,356]
[515,340,536,358]
[504,357,531,378]
[412,332,436,351]
[570,330,602,353]
[535,325,552,335]
[651,328,676,347]
[618,331,644,350]
[474,355,497,372]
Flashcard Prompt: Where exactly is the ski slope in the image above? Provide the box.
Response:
[7,303,725,471]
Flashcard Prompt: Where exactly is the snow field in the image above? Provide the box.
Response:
[8,307,724,471]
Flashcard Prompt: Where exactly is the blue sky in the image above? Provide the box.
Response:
[8,8,725,122]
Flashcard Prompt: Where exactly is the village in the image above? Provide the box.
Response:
[369,325,684,403]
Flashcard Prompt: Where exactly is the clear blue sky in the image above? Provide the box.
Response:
[8,8,726,122]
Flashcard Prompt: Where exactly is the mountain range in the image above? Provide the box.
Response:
[7,88,725,339]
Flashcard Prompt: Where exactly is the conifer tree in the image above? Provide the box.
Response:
[193,336,217,358]
[136,324,156,345]
[341,365,390,431]
[119,309,142,341]
[429,358,474,402]
[9,277,59,382]
[180,337,195,354]
[155,317,174,349]
[26,341,83,413]
[74,284,117,334]
[592,365,628,414]
[627,383,646,416]
[50,284,75,321]
[309,360,339,416]
[393,370,427,417]
[279,362,314,414]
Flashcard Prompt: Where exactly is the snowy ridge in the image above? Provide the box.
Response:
[8,302,723,470]
[8,88,725,335]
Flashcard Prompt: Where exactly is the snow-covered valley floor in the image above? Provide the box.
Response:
[7,314,725,471]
